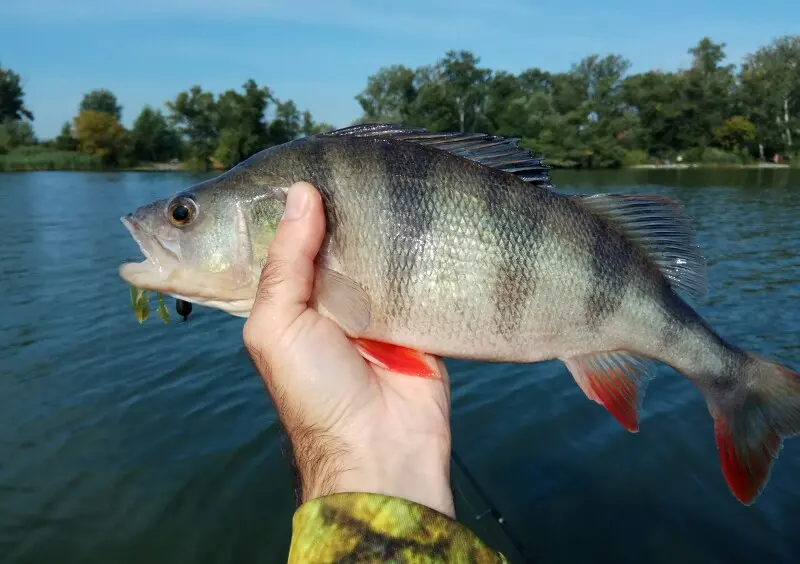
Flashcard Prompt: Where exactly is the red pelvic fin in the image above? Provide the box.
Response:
[351,338,440,379]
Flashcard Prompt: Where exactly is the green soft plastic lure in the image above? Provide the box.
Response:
[129,285,169,324]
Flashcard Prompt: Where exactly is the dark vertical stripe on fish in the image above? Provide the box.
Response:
[300,138,340,240]
[378,141,441,322]
[585,217,632,330]
[485,175,542,341]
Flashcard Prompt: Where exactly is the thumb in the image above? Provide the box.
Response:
[243,181,326,348]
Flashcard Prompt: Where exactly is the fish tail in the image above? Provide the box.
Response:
[700,353,800,505]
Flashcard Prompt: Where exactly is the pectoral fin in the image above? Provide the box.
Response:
[312,267,438,379]
[313,267,371,336]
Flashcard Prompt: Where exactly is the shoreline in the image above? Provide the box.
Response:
[0,161,793,173]
[628,163,790,170]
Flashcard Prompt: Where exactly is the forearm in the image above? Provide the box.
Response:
[289,423,455,517]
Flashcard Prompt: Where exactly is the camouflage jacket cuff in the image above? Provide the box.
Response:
[288,492,507,563]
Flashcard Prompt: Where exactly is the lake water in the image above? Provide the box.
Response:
[1,168,799,563]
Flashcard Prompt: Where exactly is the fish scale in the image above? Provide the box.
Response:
[119,123,800,506]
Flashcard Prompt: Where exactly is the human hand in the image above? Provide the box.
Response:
[243,181,455,517]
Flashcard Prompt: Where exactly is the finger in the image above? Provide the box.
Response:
[431,356,451,396]
[243,181,326,350]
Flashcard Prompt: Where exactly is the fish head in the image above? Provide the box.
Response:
[118,175,288,317]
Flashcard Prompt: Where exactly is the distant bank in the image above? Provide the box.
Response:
[629,163,790,170]
[0,150,795,173]
[0,149,225,173]
[123,161,196,172]
[84,160,800,172]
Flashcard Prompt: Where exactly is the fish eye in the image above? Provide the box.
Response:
[167,194,197,227]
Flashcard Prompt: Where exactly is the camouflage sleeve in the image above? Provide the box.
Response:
[287,492,507,563]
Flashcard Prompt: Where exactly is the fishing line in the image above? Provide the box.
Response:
[451,448,534,562]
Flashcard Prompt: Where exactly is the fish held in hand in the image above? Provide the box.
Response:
[118,123,799,505]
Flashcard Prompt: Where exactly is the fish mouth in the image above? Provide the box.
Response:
[118,215,179,290]
[118,215,257,317]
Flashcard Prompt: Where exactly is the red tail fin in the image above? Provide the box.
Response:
[707,357,800,505]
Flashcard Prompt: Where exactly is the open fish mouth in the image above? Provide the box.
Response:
[118,214,179,290]
[118,214,256,317]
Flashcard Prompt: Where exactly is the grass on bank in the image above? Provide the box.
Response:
[0,146,103,172]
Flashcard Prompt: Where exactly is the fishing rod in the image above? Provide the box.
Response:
[450,448,534,563]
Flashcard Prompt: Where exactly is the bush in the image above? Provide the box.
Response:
[683,147,705,163]
[701,147,745,165]
[683,147,744,165]
[622,149,650,166]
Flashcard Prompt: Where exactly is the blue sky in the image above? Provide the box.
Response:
[2,0,798,140]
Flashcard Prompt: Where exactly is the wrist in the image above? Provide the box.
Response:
[294,429,454,518]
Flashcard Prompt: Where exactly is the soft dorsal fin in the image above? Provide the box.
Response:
[321,123,552,188]
[573,193,707,301]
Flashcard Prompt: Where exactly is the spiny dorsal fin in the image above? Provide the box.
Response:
[322,123,552,188]
[574,193,707,301]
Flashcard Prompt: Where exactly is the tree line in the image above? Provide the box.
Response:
[354,36,799,167]
[1,35,798,170]
[0,75,334,170]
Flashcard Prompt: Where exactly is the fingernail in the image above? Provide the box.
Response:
[282,184,309,221]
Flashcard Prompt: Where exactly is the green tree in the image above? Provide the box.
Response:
[355,51,492,133]
[0,63,34,121]
[23,33,793,170]
[0,119,36,153]
[411,66,460,132]
[214,79,271,168]
[131,106,182,162]
[437,51,492,132]
[166,86,218,167]
[54,121,77,151]
[622,71,683,155]
[353,37,800,165]
[356,64,418,124]
[568,54,637,167]
[80,89,122,121]
[301,111,334,136]
[74,109,128,165]
[267,99,302,145]
[484,71,526,136]
[739,36,799,157]
[677,38,736,150]
[713,116,756,152]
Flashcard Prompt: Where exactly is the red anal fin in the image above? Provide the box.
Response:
[351,338,439,379]
[713,416,781,505]
[563,351,655,433]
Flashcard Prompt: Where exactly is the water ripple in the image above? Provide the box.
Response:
[1,170,799,563]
